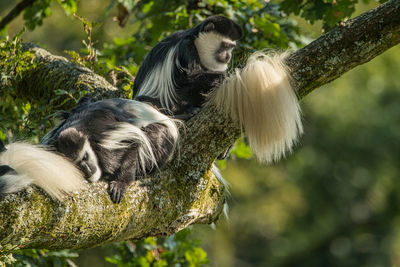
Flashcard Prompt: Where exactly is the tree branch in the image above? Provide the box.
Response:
[0,0,399,252]
[17,43,120,102]
[0,0,37,31]
[287,0,400,98]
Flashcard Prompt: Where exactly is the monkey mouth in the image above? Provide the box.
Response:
[87,168,102,182]
[79,161,101,182]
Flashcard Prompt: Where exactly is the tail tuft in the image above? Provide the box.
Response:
[210,51,303,163]
[0,142,86,200]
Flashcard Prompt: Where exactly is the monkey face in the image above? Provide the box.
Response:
[194,32,236,72]
[57,128,102,182]
[215,40,236,64]
[74,143,101,183]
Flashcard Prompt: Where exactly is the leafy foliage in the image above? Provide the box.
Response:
[0,29,39,141]
[6,249,78,267]
[0,29,34,92]
[0,30,90,141]
[280,0,388,31]
[64,15,135,97]
[64,14,101,69]
[106,228,209,267]
[23,0,77,30]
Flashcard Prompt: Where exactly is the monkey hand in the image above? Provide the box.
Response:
[174,107,202,121]
[108,180,129,204]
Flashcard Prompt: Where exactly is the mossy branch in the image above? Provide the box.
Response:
[287,0,400,98]
[0,0,399,252]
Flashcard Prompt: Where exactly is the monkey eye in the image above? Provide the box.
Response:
[221,42,235,50]
[82,153,88,161]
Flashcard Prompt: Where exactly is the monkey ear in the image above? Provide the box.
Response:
[77,96,94,106]
[203,22,215,32]
[233,23,243,40]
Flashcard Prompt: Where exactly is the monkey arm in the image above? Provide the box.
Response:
[107,150,139,204]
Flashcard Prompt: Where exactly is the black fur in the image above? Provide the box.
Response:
[0,165,16,176]
[0,165,17,194]
[43,98,177,203]
[0,145,18,192]
[133,15,242,118]
[0,140,6,153]
[0,140,17,186]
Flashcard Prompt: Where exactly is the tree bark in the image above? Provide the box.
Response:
[0,0,399,253]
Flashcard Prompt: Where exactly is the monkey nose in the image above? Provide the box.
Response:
[217,53,231,63]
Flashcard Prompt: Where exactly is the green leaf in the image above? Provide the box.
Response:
[23,0,52,31]
[231,138,252,159]
[185,247,209,266]
[56,0,77,16]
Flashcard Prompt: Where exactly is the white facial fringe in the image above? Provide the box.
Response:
[0,142,86,200]
[210,51,303,163]
[194,32,233,72]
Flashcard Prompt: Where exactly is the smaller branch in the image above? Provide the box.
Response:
[287,0,400,98]
[0,0,37,30]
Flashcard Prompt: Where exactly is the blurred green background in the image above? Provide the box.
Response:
[1,0,400,266]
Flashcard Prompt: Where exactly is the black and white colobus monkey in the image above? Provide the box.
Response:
[134,16,303,163]
[0,98,179,203]
[133,15,243,119]
[43,98,180,203]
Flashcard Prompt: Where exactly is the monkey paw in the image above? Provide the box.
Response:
[189,107,201,116]
[174,107,202,121]
[108,181,129,204]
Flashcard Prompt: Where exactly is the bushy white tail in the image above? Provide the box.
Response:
[0,142,86,200]
[210,52,303,163]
